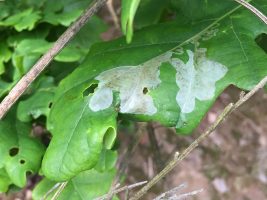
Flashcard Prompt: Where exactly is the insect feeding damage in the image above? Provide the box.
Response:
[89,52,172,115]
[172,49,228,113]
[89,49,228,115]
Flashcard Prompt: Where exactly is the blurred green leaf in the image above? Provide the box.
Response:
[0,41,12,75]
[11,39,50,76]
[0,8,41,31]
[43,0,93,26]
[0,3,11,20]
[0,109,45,188]
[170,0,236,21]
[0,168,12,193]
[121,0,141,43]
[17,76,55,122]
[11,16,106,69]
[135,0,170,28]
[32,169,116,200]
[0,80,14,98]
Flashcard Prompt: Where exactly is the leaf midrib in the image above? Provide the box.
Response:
[58,100,90,176]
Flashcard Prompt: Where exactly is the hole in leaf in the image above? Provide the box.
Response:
[41,133,51,147]
[143,87,148,94]
[255,33,267,53]
[83,83,98,97]
[26,171,32,176]
[9,147,19,157]
[20,160,25,164]
[48,102,53,108]
[103,127,116,149]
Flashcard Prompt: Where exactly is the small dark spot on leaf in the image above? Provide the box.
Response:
[143,87,148,94]
[9,147,19,157]
[83,83,98,97]
[255,33,267,53]
[20,160,25,164]
[48,102,53,108]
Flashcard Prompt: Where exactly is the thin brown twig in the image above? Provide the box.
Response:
[107,0,120,29]
[0,0,107,119]
[94,181,148,200]
[154,183,203,200]
[129,76,267,200]
[234,0,267,25]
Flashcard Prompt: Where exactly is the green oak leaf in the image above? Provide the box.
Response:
[43,10,83,27]
[0,8,41,31]
[0,3,11,21]
[170,0,236,21]
[135,0,170,28]
[55,16,107,62]
[0,41,12,75]
[12,16,106,71]
[17,76,55,122]
[42,0,93,26]
[12,39,51,77]
[0,80,14,98]
[32,169,116,200]
[7,28,50,47]
[0,109,45,188]
[121,0,141,43]
[44,0,267,181]
[43,93,118,181]
[61,16,107,59]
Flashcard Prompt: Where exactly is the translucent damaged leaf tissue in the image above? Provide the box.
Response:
[89,52,172,115]
[89,48,228,115]
[172,49,228,113]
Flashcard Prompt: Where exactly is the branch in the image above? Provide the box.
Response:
[129,75,267,200]
[107,0,120,29]
[0,0,107,119]
[94,181,148,200]
[234,0,267,25]
[154,183,203,200]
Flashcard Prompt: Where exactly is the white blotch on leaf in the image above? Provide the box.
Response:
[171,49,228,113]
[89,87,113,111]
[89,52,172,115]
[90,48,228,116]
